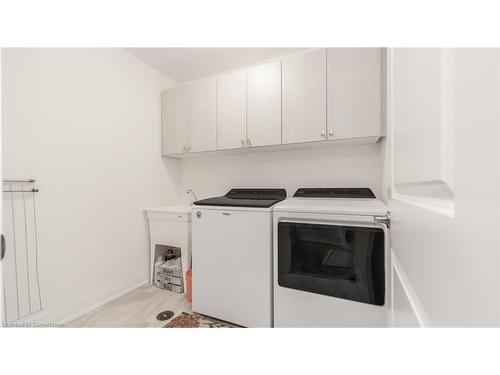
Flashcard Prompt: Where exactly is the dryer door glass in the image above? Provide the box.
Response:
[277,222,385,305]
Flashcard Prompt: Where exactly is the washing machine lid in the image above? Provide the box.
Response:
[193,188,287,208]
[273,188,388,216]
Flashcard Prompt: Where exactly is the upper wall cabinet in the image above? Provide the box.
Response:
[246,60,282,147]
[282,49,327,144]
[162,48,383,158]
[186,76,217,153]
[217,69,247,150]
[162,85,188,155]
[327,48,381,140]
[163,76,216,155]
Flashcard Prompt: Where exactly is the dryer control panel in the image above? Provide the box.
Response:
[293,188,376,198]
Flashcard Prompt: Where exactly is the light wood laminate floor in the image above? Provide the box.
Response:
[65,284,192,328]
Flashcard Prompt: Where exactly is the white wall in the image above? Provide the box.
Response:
[1,48,179,323]
[178,143,384,203]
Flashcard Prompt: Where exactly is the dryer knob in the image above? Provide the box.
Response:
[196,211,202,219]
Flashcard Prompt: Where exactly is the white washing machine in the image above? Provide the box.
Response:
[192,188,287,327]
[273,188,390,327]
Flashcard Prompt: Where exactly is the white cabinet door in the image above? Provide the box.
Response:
[192,208,272,327]
[246,60,282,147]
[162,86,187,155]
[327,48,381,140]
[282,49,327,144]
[216,69,246,150]
[186,76,216,153]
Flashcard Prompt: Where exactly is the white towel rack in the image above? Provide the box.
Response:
[2,179,43,324]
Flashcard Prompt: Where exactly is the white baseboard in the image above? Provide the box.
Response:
[15,274,149,325]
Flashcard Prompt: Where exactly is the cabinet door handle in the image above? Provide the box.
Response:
[182,147,187,153]
[328,131,334,137]
[187,146,191,152]
[246,139,251,147]
[320,131,325,138]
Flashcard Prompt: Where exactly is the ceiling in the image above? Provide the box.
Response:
[126,48,304,83]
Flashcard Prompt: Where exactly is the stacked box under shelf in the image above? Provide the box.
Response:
[155,257,184,293]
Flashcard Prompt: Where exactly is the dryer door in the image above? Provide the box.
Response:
[277,222,385,305]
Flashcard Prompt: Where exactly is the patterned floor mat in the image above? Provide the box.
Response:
[164,312,235,328]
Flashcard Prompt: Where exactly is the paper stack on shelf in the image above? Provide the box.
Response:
[155,256,184,293]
